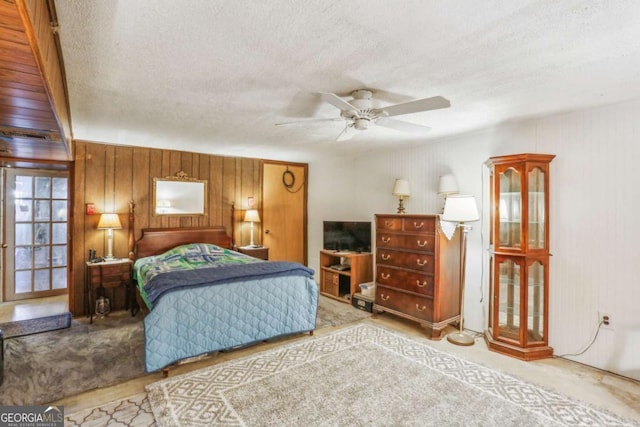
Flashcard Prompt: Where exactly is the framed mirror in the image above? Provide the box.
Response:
[153,171,207,216]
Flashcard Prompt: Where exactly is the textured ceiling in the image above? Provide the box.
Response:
[54,1,640,162]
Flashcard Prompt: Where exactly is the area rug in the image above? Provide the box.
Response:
[0,312,72,338]
[65,393,155,426]
[146,323,630,427]
[1,296,368,406]
[0,311,145,406]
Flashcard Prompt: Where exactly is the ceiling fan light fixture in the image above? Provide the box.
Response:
[354,118,370,130]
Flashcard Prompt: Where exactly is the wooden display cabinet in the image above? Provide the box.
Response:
[319,250,373,302]
[485,153,555,360]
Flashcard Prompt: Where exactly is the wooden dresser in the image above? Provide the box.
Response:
[374,214,461,339]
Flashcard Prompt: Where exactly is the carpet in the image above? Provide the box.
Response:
[146,324,631,427]
[0,312,72,338]
[0,311,145,406]
[1,296,368,406]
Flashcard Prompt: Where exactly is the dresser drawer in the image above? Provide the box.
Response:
[377,249,434,273]
[376,217,403,231]
[403,218,435,232]
[88,263,130,288]
[377,233,435,252]
[376,266,434,297]
[376,286,433,320]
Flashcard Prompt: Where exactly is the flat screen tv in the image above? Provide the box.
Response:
[323,221,372,253]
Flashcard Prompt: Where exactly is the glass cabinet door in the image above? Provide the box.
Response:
[527,167,546,250]
[497,167,522,250]
[495,256,522,343]
[526,259,546,344]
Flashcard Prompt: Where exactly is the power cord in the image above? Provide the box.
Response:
[554,319,605,358]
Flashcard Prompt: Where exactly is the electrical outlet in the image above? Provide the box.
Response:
[599,312,612,329]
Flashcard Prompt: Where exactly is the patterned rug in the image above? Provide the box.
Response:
[0,312,72,338]
[140,324,631,427]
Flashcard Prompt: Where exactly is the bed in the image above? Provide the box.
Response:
[133,226,319,373]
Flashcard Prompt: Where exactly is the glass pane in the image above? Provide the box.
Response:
[34,246,50,268]
[35,223,50,244]
[52,268,67,289]
[498,258,520,342]
[499,168,521,248]
[527,261,545,342]
[15,224,32,245]
[15,271,31,293]
[15,200,32,222]
[34,269,49,291]
[35,200,51,221]
[15,247,32,269]
[52,223,67,244]
[528,168,546,249]
[15,176,32,198]
[35,177,51,198]
[52,200,67,221]
[52,246,67,267]
[52,177,68,199]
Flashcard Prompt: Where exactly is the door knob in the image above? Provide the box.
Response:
[265,229,270,234]
[1,243,7,248]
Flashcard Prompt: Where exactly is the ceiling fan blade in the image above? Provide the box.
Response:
[319,92,359,112]
[380,96,450,117]
[376,117,431,134]
[336,125,355,142]
[275,117,344,126]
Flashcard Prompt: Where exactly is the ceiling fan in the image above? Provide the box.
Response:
[277,89,451,141]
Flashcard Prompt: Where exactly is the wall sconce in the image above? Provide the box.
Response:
[97,213,122,260]
[243,209,261,247]
[392,179,410,214]
[442,195,479,346]
[437,174,459,196]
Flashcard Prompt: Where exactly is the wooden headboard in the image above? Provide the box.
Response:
[135,227,233,259]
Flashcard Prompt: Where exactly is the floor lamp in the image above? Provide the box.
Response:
[442,195,479,346]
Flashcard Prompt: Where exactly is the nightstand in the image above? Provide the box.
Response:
[86,259,133,323]
[237,246,269,260]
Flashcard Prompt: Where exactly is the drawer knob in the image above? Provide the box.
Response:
[416,280,427,288]
[417,259,428,266]
[413,221,424,228]
[381,272,391,280]
[416,304,427,312]
[382,253,391,260]
[417,240,428,247]
[382,237,391,243]
[380,294,390,301]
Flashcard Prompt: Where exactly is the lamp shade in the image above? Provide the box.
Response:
[243,209,260,223]
[97,213,122,229]
[437,174,459,195]
[392,179,410,197]
[442,195,479,223]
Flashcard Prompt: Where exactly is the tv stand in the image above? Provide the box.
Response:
[319,250,372,303]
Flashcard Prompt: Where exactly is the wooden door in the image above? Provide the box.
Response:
[262,162,307,264]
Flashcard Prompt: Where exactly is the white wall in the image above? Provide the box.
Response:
[308,98,640,380]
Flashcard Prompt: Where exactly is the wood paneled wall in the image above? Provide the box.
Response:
[71,140,263,315]
[19,0,71,139]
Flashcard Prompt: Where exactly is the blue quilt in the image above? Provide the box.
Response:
[135,243,319,372]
